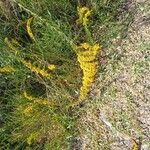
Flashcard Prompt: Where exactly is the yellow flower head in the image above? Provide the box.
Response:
[23,91,34,101]
[23,91,54,106]
[27,133,37,145]
[130,140,139,150]
[0,67,15,73]
[47,64,56,70]
[79,43,90,50]
[21,60,49,77]
[76,42,101,101]
[37,100,50,105]
[76,7,92,26]
[23,106,33,116]
[26,17,35,41]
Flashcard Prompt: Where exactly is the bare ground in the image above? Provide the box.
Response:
[77,0,150,149]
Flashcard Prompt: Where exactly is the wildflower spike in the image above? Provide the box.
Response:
[47,64,56,70]
[76,7,92,26]
[77,43,100,101]
[130,140,140,150]
[21,60,49,77]
[0,66,15,73]
[23,106,33,116]
[27,133,37,145]
[26,17,36,41]
[23,91,54,106]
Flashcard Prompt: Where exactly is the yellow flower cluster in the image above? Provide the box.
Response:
[47,64,56,70]
[0,66,15,73]
[76,7,92,26]
[21,60,49,77]
[23,91,53,106]
[130,140,139,150]
[26,17,35,41]
[27,133,37,145]
[23,106,33,116]
[77,43,100,100]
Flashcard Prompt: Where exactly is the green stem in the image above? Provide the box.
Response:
[84,25,93,44]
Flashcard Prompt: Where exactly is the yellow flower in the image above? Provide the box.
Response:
[79,43,90,49]
[24,91,34,101]
[23,91,54,106]
[27,133,37,145]
[130,140,139,150]
[83,9,91,26]
[0,66,15,73]
[47,64,56,70]
[23,106,33,116]
[26,17,35,41]
[21,60,49,77]
[36,100,50,105]
[76,7,92,26]
[76,43,101,101]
